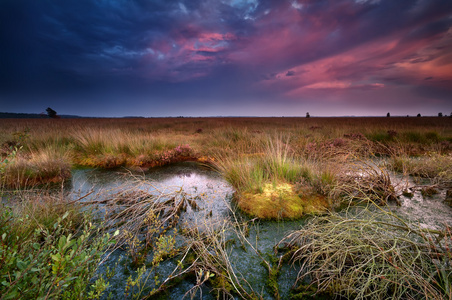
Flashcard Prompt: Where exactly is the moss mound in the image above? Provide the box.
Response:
[238,183,327,219]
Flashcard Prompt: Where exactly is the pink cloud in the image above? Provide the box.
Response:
[137,1,452,91]
[303,81,352,89]
[142,28,237,81]
[227,6,329,67]
[257,25,451,99]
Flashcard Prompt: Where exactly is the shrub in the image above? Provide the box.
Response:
[0,201,116,299]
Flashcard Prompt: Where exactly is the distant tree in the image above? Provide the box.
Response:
[438,112,443,117]
[386,112,390,117]
[306,112,310,118]
[46,107,57,118]
[450,112,452,118]
[417,113,421,117]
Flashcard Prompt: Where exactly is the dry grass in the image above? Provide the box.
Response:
[388,153,452,186]
[280,206,452,299]
[1,146,71,188]
[0,117,452,191]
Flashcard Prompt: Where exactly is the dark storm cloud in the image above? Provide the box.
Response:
[2,0,183,89]
[1,0,451,116]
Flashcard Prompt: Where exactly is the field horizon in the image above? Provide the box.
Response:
[2,111,451,119]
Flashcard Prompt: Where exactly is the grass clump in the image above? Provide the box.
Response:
[0,147,71,188]
[332,160,398,207]
[280,207,452,299]
[215,138,329,219]
[389,153,452,185]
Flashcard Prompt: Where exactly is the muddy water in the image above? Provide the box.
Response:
[390,174,452,230]
[69,163,452,299]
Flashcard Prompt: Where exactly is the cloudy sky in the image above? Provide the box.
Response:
[1,0,451,117]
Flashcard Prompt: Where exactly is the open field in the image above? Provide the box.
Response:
[1,117,452,299]
[1,117,451,213]
[1,116,451,170]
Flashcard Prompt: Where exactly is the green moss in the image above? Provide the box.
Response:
[290,284,334,300]
[239,183,303,219]
[209,271,234,298]
[263,253,281,299]
[238,182,327,219]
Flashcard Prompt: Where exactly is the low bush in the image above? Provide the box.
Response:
[0,193,116,299]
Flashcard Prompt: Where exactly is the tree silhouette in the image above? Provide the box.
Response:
[438,112,443,117]
[46,107,57,118]
[417,113,421,117]
[386,112,390,117]
[306,112,310,118]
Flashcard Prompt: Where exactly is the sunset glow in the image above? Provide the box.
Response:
[1,0,451,117]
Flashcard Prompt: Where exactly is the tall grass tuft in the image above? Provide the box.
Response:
[389,153,452,185]
[214,137,330,218]
[215,137,311,192]
[1,146,71,188]
[280,206,452,299]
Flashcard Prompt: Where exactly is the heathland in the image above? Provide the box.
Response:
[1,117,451,299]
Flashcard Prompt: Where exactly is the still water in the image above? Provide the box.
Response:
[68,162,452,299]
[70,163,302,299]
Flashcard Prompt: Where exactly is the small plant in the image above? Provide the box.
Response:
[421,185,439,197]
[0,145,21,174]
[0,204,117,299]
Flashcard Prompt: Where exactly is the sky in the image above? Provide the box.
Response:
[1,0,452,117]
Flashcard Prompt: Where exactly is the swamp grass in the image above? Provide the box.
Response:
[213,137,333,218]
[1,116,452,299]
[280,205,452,299]
[0,170,451,299]
[2,116,451,214]
[1,117,451,167]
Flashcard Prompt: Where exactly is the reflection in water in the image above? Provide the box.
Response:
[70,163,235,231]
[65,163,452,299]
[70,163,242,299]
